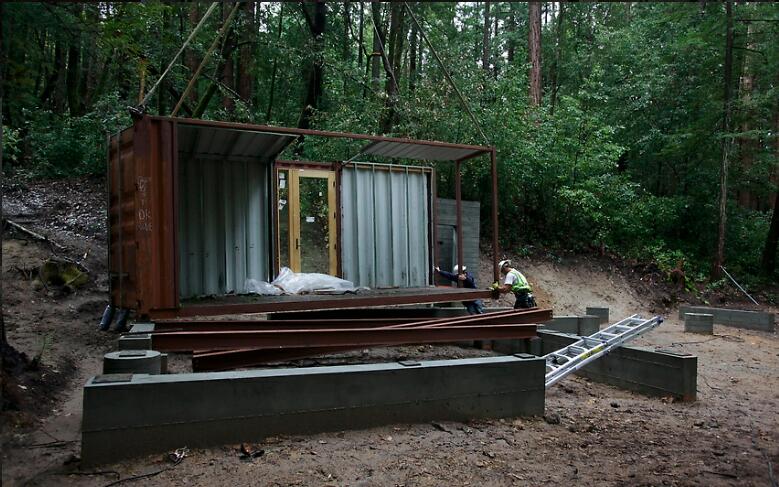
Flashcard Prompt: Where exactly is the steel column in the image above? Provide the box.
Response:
[491,148,499,282]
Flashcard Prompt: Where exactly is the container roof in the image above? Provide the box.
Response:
[152,116,491,163]
[178,124,296,161]
[358,140,485,162]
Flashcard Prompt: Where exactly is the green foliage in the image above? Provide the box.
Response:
[1,2,777,282]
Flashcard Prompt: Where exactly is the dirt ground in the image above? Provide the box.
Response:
[2,177,778,486]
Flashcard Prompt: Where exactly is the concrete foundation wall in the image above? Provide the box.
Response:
[678,306,775,332]
[539,331,697,401]
[82,355,545,465]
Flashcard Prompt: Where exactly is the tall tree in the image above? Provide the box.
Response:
[550,2,565,115]
[482,1,491,73]
[298,0,326,130]
[236,2,254,106]
[761,84,779,275]
[528,1,542,107]
[713,1,734,279]
[221,2,237,113]
[379,2,405,134]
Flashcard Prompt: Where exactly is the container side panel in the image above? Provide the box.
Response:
[223,163,237,293]
[231,161,248,294]
[108,128,139,309]
[202,160,225,294]
[340,164,430,288]
[390,171,409,286]
[373,170,392,287]
[245,161,269,283]
[133,118,179,315]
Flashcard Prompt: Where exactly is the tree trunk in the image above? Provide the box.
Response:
[409,15,418,92]
[761,94,779,274]
[66,9,81,116]
[713,1,734,280]
[528,1,542,107]
[52,38,67,114]
[370,2,383,92]
[221,2,236,113]
[379,2,405,134]
[297,0,326,130]
[507,4,516,64]
[79,4,99,112]
[736,20,756,209]
[185,3,200,105]
[482,1,491,73]
[237,2,254,104]
[266,3,284,121]
[358,2,364,67]
[550,2,565,115]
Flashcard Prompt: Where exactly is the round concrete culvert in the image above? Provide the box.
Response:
[103,350,162,375]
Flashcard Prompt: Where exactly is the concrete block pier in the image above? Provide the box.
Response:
[82,355,545,465]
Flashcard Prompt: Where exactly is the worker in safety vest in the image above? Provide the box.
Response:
[435,264,485,314]
[494,259,537,309]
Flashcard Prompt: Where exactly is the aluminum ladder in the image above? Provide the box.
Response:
[544,314,663,388]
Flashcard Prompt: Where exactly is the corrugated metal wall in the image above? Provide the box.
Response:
[435,198,480,279]
[341,163,430,288]
[179,159,270,298]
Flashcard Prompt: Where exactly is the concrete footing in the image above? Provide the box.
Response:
[678,305,775,332]
[539,331,697,401]
[684,313,714,334]
[82,355,545,465]
[103,350,163,375]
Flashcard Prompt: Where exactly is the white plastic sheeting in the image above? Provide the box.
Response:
[179,159,271,298]
[271,267,359,294]
[341,163,431,288]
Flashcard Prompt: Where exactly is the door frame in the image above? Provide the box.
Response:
[274,162,337,276]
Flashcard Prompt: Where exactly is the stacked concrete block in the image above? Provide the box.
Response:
[539,330,697,402]
[82,355,546,465]
[542,315,601,336]
[585,307,610,325]
[683,313,714,334]
[678,305,775,332]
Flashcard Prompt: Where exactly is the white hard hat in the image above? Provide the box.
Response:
[499,259,511,270]
[453,265,466,273]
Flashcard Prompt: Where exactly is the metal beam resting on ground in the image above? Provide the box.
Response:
[678,305,775,332]
[81,355,546,465]
[538,330,697,401]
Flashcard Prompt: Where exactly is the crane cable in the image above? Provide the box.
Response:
[403,2,490,146]
[137,2,218,111]
[172,2,241,116]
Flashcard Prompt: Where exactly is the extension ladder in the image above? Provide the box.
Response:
[544,314,663,388]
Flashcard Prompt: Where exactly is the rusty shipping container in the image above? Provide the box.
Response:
[107,115,496,319]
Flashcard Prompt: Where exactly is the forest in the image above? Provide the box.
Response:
[1,2,778,289]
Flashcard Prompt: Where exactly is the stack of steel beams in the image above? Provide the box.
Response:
[149,308,551,371]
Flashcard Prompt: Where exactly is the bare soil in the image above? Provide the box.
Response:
[2,177,778,486]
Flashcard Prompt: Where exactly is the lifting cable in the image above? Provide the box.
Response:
[172,2,241,116]
[368,9,401,99]
[403,2,490,146]
[137,2,218,112]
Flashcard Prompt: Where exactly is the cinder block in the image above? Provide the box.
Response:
[586,307,609,325]
[127,323,156,334]
[543,316,600,336]
[684,313,714,334]
[82,355,546,465]
[539,331,697,401]
[118,333,152,350]
[678,306,775,332]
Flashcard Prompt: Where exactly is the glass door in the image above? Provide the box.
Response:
[277,168,337,275]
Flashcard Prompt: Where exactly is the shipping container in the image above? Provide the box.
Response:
[108,115,498,319]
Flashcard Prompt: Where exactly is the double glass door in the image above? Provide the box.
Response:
[277,168,336,275]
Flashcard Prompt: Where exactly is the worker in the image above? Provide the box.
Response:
[494,259,537,309]
[435,265,485,314]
